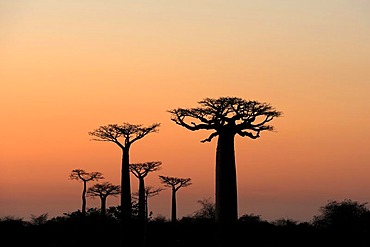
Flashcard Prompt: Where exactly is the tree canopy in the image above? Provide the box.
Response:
[168,96,282,142]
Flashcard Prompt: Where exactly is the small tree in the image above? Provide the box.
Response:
[87,182,121,217]
[159,175,192,223]
[88,122,160,224]
[192,198,215,220]
[312,199,370,232]
[129,161,162,224]
[30,213,48,225]
[69,169,104,216]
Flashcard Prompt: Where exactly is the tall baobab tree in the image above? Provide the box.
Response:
[88,122,160,224]
[129,161,162,224]
[168,96,282,226]
[159,175,192,223]
[69,169,104,216]
[87,182,121,217]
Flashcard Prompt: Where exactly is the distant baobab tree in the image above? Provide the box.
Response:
[159,175,192,223]
[132,185,164,246]
[129,161,162,224]
[87,182,121,217]
[88,122,160,224]
[133,186,164,221]
[168,96,282,227]
[69,169,104,216]
[144,186,164,221]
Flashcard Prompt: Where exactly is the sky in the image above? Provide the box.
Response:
[1,0,370,222]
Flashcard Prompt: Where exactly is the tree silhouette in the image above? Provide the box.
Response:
[88,122,160,224]
[87,182,121,217]
[192,198,215,220]
[133,186,164,221]
[312,199,370,246]
[132,185,164,247]
[312,199,370,231]
[129,161,162,224]
[159,175,192,223]
[69,169,104,216]
[144,186,164,221]
[30,213,48,225]
[168,96,282,226]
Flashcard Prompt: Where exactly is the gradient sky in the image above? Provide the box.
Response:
[1,0,370,222]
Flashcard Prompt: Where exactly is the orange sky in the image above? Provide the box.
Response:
[1,0,370,222]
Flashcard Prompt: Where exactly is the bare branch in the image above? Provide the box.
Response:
[87,182,121,199]
[88,122,160,149]
[129,161,162,178]
[69,169,104,182]
[168,96,282,142]
[158,175,192,191]
[201,131,219,143]
[129,123,160,144]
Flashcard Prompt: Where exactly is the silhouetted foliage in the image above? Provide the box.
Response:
[192,197,215,221]
[273,218,298,226]
[30,213,49,225]
[3,199,370,247]
[313,199,370,231]
[238,213,266,224]
[311,199,370,246]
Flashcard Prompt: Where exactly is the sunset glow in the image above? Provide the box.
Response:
[1,0,370,222]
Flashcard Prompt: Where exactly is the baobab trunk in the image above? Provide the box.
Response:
[215,132,237,224]
[171,189,177,222]
[82,181,87,216]
[215,132,238,245]
[121,149,132,247]
[101,197,107,217]
[121,148,132,222]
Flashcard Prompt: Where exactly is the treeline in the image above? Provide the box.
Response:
[2,198,370,247]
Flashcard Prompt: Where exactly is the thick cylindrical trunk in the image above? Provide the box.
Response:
[215,132,238,224]
[101,197,107,217]
[171,189,177,223]
[120,148,132,247]
[82,181,87,216]
[138,177,146,224]
[121,148,132,223]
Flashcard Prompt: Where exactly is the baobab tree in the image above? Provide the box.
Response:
[88,122,160,224]
[168,96,282,226]
[129,161,162,224]
[144,186,164,221]
[87,182,121,217]
[69,169,104,216]
[132,184,164,247]
[133,186,164,221]
[159,175,192,223]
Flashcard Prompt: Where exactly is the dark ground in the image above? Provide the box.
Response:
[1,217,369,247]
